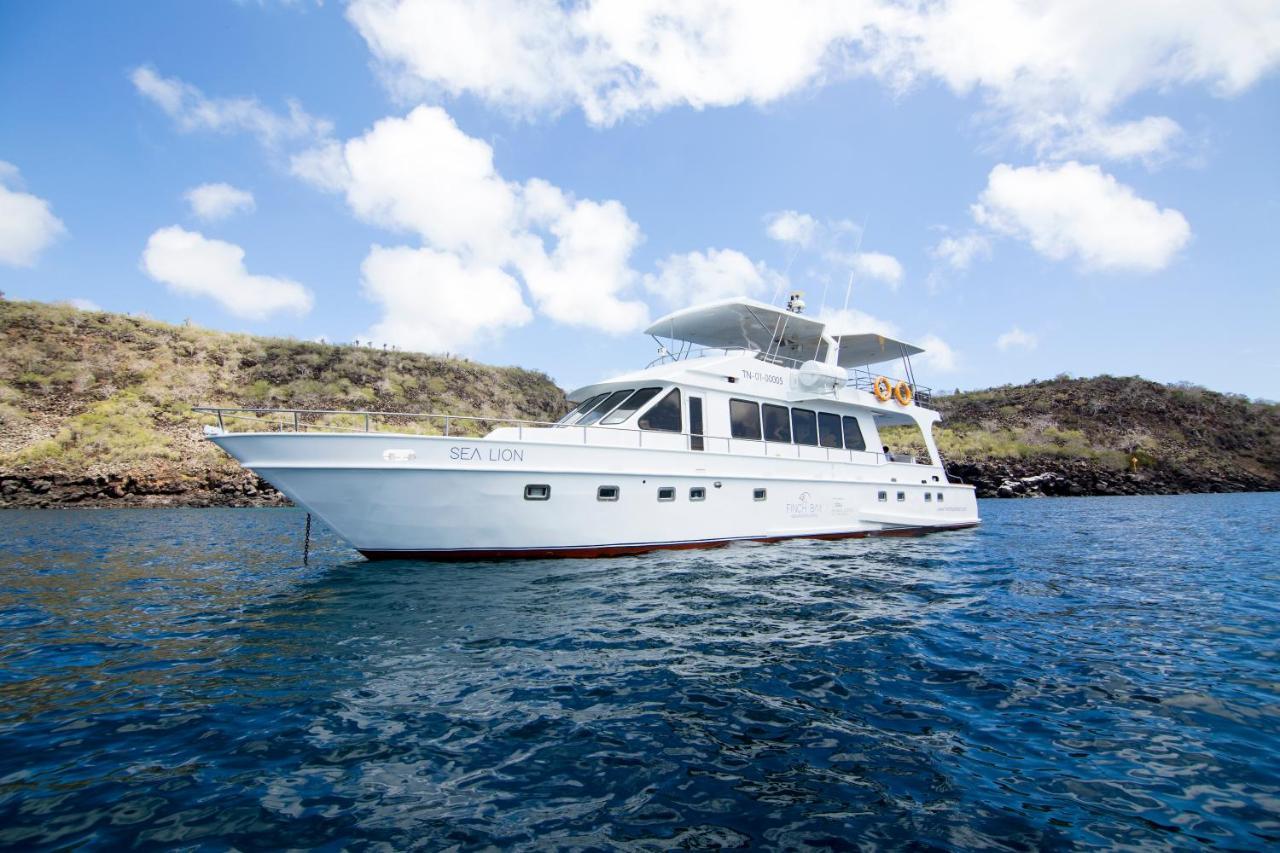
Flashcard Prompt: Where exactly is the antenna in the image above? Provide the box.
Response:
[842,215,869,313]
[771,242,803,306]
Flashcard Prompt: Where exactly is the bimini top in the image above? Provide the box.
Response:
[646,296,925,368]
[832,332,924,368]
[646,297,828,362]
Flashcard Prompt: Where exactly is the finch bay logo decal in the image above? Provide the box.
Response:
[786,491,822,518]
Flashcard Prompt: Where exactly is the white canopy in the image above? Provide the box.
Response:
[832,332,924,368]
[645,298,828,362]
[646,297,926,369]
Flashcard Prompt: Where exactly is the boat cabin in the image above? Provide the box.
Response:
[538,297,945,469]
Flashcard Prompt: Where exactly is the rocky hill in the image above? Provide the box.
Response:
[1,299,1276,506]
[923,376,1280,497]
[0,299,564,507]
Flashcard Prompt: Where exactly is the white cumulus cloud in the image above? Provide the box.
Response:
[141,225,313,320]
[185,183,256,221]
[292,105,649,346]
[971,162,1191,272]
[644,248,784,307]
[848,251,903,289]
[0,162,66,267]
[345,0,1280,160]
[996,327,1038,351]
[931,232,991,271]
[131,66,332,149]
[360,245,532,353]
[765,210,820,248]
[917,334,958,373]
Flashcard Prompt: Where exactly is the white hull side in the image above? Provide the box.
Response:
[212,433,979,558]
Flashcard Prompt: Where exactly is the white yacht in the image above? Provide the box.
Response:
[201,295,979,560]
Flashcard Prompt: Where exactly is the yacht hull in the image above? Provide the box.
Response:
[211,432,980,561]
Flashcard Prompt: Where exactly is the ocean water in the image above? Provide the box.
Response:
[0,495,1276,850]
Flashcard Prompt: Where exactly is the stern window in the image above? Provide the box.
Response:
[842,416,866,451]
[729,399,762,440]
[639,388,682,432]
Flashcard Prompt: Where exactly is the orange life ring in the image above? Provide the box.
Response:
[894,381,913,406]
[873,376,893,401]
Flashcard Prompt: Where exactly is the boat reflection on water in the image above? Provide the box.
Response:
[2,498,1278,848]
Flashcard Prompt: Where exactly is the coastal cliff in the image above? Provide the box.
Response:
[1,299,1276,506]
[0,300,563,507]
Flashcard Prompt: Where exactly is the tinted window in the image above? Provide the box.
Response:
[601,387,661,425]
[729,399,761,440]
[791,408,818,446]
[842,416,866,451]
[557,393,606,425]
[639,388,681,432]
[762,404,791,443]
[577,389,633,426]
[818,412,842,448]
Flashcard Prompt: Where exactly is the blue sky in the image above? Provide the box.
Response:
[2,1,1278,399]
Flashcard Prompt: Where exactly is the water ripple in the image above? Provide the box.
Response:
[0,495,1277,849]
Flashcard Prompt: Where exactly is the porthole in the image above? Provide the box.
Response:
[937,492,944,502]
[524,484,550,501]
[657,487,676,501]
[924,492,933,502]
[690,487,706,501]
[597,485,620,501]
[877,491,887,502]
[897,491,906,502]
[753,488,767,501]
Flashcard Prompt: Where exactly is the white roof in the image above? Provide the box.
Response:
[832,332,924,368]
[645,297,828,362]
[645,297,925,368]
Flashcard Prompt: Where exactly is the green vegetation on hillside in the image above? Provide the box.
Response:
[0,299,565,495]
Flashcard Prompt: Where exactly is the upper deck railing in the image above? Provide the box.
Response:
[643,346,934,405]
[192,406,938,468]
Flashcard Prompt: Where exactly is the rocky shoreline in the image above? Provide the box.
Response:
[944,457,1275,498]
[2,458,1274,509]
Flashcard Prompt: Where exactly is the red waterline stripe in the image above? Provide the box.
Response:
[357,522,980,562]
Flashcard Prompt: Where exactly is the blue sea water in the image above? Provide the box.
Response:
[0,494,1277,850]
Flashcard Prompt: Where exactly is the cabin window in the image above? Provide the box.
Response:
[762,404,791,443]
[601,387,661,425]
[524,484,551,501]
[689,487,706,501]
[688,396,705,451]
[657,487,676,501]
[729,399,762,440]
[791,408,818,446]
[924,492,932,502]
[557,393,607,425]
[877,491,887,502]
[639,388,682,432]
[754,488,767,501]
[597,485,619,501]
[937,492,944,502]
[577,389,633,426]
[842,416,866,451]
[818,412,842,448]
[897,491,906,502]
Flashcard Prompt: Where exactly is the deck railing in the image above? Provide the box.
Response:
[192,406,938,468]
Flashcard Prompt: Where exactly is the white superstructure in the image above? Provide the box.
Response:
[201,296,979,560]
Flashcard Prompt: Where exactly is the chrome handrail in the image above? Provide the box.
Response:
[190,405,942,467]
